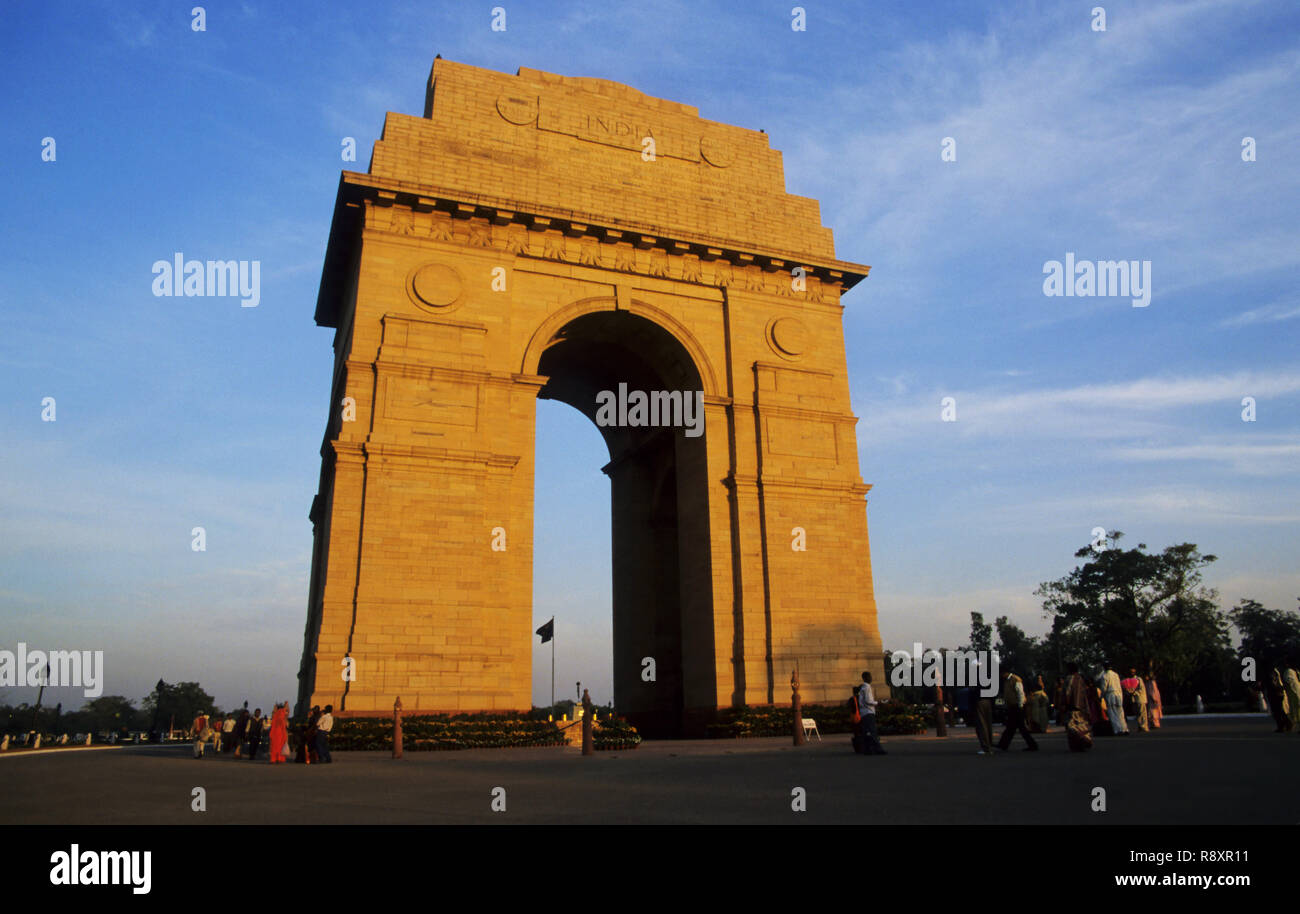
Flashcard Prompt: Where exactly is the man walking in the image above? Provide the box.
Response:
[315,704,334,763]
[1101,664,1129,735]
[232,705,250,758]
[246,708,264,760]
[996,670,1038,752]
[965,658,995,755]
[857,672,886,755]
[221,714,237,753]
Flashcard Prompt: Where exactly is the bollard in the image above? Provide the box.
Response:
[792,670,805,746]
[392,696,403,759]
[581,689,594,756]
[935,682,947,737]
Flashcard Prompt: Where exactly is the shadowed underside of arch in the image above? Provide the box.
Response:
[298,58,884,736]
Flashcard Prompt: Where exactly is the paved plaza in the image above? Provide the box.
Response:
[2,717,1293,825]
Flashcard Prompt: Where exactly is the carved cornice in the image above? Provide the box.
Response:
[315,171,869,327]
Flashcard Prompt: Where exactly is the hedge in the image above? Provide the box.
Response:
[318,712,642,751]
[323,714,567,751]
[703,701,930,738]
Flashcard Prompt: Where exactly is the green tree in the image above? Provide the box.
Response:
[141,681,218,730]
[1036,531,1231,701]
[993,615,1044,678]
[79,696,146,734]
[1041,611,1113,682]
[1229,598,1300,679]
[0,704,25,734]
[882,649,925,704]
[964,612,993,654]
[4,702,61,735]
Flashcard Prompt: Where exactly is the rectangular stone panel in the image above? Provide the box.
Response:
[765,415,837,462]
[383,375,479,428]
[754,361,836,411]
[381,315,487,367]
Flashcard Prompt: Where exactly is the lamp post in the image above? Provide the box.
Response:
[791,669,805,746]
[581,689,594,756]
[392,696,403,759]
[150,679,166,742]
[934,655,947,737]
[31,662,49,735]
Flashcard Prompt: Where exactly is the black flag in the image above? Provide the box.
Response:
[536,619,554,643]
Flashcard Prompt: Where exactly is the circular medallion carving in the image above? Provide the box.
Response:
[408,262,463,310]
[496,93,538,125]
[768,317,808,359]
[700,136,734,168]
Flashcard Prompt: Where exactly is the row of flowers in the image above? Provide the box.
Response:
[326,716,567,751]
[592,716,642,751]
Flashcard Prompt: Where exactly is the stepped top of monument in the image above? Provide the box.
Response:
[506,66,702,118]
[316,58,868,325]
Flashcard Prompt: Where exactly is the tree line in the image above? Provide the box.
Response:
[0,680,219,738]
[891,532,1300,708]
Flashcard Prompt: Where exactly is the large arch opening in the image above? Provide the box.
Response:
[531,400,612,714]
[533,308,715,738]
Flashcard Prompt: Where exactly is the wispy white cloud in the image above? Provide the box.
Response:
[1109,439,1300,475]
[791,0,1300,319]
[857,370,1300,443]
[994,486,1300,527]
[1219,298,1300,328]
[106,9,157,49]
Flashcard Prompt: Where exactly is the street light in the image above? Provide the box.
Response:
[31,661,51,734]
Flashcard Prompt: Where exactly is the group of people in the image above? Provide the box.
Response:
[850,663,1173,756]
[190,705,266,760]
[1053,664,1163,751]
[946,664,1165,755]
[970,664,1165,753]
[191,702,334,764]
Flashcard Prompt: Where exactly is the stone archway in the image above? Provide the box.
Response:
[297,58,886,734]
[533,306,711,737]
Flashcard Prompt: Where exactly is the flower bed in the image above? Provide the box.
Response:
[326,714,567,751]
[592,716,642,750]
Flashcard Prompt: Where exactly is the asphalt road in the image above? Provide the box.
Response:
[2,716,1294,825]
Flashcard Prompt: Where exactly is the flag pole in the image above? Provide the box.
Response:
[550,616,556,717]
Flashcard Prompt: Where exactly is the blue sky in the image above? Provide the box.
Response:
[2,0,1297,713]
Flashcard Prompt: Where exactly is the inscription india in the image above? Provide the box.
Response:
[538,102,699,162]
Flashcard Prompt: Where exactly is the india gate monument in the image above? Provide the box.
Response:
[297,58,884,736]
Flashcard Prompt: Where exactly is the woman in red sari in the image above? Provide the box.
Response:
[268,702,289,764]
